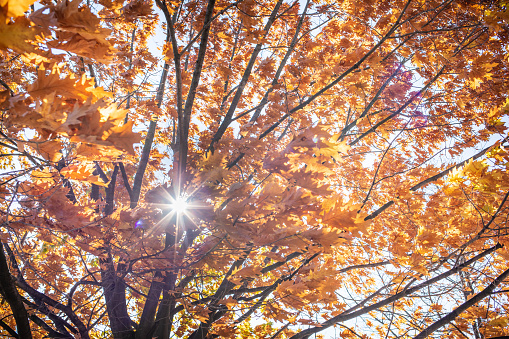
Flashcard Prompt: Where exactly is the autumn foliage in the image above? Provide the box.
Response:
[1,0,509,338]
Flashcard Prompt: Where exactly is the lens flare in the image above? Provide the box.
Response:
[170,196,188,214]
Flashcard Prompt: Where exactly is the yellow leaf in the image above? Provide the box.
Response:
[0,12,38,53]
[488,317,509,327]
[1,0,36,18]
[31,168,56,185]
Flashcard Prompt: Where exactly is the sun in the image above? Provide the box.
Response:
[169,196,188,215]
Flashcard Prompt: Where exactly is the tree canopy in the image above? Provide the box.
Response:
[1,0,509,338]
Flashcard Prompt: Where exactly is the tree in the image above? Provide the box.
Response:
[1,0,509,338]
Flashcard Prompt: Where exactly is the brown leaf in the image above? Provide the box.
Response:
[0,90,10,107]
[35,140,63,162]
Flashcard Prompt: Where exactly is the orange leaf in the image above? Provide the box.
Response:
[60,163,109,186]
[105,120,142,155]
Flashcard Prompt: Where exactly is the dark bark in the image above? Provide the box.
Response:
[118,162,133,200]
[151,273,177,339]
[0,243,32,339]
[134,278,163,339]
[100,252,133,339]
[20,295,76,336]
[130,119,157,208]
[130,0,173,208]
[104,164,118,216]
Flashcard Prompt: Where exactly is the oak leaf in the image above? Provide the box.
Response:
[28,71,89,100]
[122,0,154,21]
[35,140,63,162]
[60,163,109,186]
[75,143,124,161]
[0,13,38,53]
[0,0,36,18]
[105,120,142,155]
[31,0,115,61]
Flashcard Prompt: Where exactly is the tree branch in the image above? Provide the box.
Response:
[0,317,18,338]
[258,0,412,139]
[248,0,310,123]
[134,278,163,339]
[118,162,133,200]
[0,243,32,339]
[208,0,284,151]
[289,243,503,339]
[364,141,498,221]
[100,250,133,339]
[104,164,118,216]
[179,0,216,177]
[414,266,509,339]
